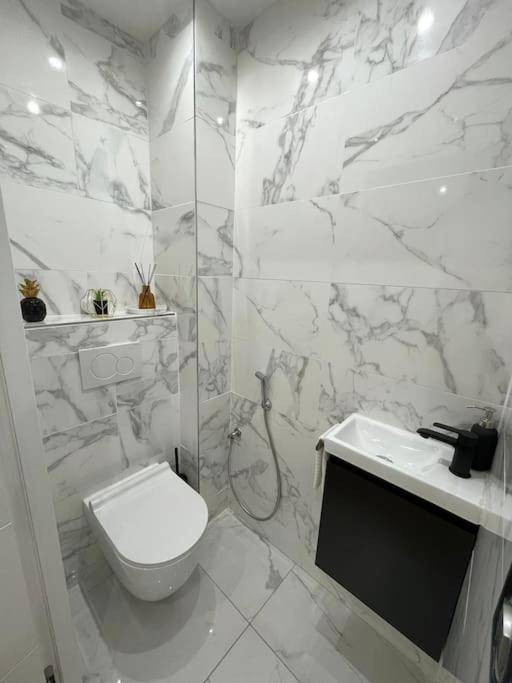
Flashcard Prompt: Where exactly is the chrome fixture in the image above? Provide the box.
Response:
[227,371,282,521]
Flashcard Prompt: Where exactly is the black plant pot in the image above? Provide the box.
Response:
[93,299,109,316]
[20,297,47,323]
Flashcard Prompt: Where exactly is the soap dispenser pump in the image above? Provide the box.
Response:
[468,406,498,471]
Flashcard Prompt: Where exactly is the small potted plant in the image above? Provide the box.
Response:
[93,289,109,316]
[19,278,47,323]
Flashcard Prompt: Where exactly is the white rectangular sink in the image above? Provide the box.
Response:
[322,413,487,524]
[330,413,442,473]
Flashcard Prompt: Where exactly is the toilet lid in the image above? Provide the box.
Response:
[86,463,208,567]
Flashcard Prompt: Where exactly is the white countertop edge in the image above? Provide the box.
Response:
[23,310,176,330]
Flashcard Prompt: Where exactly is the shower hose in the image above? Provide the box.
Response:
[227,372,282,521]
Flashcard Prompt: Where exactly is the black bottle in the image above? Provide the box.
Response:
[468,406,499,471]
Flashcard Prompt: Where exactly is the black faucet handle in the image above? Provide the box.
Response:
[432,423,475,438]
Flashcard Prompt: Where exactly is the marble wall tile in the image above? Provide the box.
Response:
[44,414,125,531]
[150,118,194,209]
[230,387,324,569]
[198,202,234,276]
[196,118,235,210]
[236,0,493,128]
[179,445,199,491]
[198,276,232,401]
[233,278,330,361]
[196,0,237,137]
[327,284,512,404]
[25,314,177,358]
[153,203,196,278]
[235,200,333,281]
[236,168,512,291]
[146,18,193,138]
[15,268,88,316]
[155,275,198,457]
[31,352,116,436]
[319,365,503,436]
[340,10,512,193]
[199,393,230,516]
[0,85,77,192]
[62,16,148,136]
[60,0,144,58]
[73,113,151,210]
[0,0,69,108]
[236,98,345,209]
[3,181,152,273]
[117,379,180,465]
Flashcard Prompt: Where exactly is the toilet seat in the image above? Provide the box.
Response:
[85,463,208,568]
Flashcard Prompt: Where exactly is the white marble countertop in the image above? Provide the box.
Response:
[23,309,176,330]
[323,416,487,526]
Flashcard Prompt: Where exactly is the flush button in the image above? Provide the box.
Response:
[117,356,135,375]
[91,353,117,380]
[79,342,142,390]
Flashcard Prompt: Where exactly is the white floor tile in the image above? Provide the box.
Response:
[77,566,247,683]
[206,627,297,682]
[198,509,293,619]
[253,566,433,683]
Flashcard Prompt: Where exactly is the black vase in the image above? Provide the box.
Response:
[20,297,47,323]
[93,299,109,316]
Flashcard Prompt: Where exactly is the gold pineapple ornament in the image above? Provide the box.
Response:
[19,277,47,323]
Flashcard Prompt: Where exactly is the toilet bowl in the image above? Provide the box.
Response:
[83,462,208,601]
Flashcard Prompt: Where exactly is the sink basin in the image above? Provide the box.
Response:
[329,414,442,473]
[322,413,487,525]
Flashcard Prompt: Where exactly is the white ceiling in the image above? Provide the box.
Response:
[81,0,276,40]
[81,0,185,41]
[209,0,277,27]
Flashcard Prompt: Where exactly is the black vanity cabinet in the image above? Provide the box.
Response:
[315,456,478,660]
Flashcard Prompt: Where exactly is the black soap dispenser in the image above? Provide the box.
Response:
[468,406,499,471]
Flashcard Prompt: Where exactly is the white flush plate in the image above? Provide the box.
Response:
[79,342,141,390]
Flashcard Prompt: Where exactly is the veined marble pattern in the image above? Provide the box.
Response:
[27,314,179,586]
[61,0,144,58]
[62,16,148,136]
[0,0,69,108]
[327,284,512,404]
[340,5,512,193]
[4,181,152,273]
[31,353,116,436]
[197,118,235,210]
[198,202,234,276]
[199,509,293,620]
[0,85,76,192]
[155,275,198,458]
[44,414,124,538]
[117,373,180,465]
[207,627,297,683]
[198,277,232,401]
[196,0,237,137]
[71,509,446,683]
[25,314,177,358]
[150,118,195,209]
[154,203,196,278]
[16,269,141,316]
[233,278,330,362]
[147,17,193,139]
[73,113,151,210]
[236,100,345,209]
[235,168,512,291]
[254,566,440,683]
[199,393,231,516]
[74,567,247,683]
[236,0,486,127]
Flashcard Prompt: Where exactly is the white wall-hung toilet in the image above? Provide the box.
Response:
[83,462,208,602]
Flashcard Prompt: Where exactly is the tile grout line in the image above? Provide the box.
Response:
[200,624,250,682]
